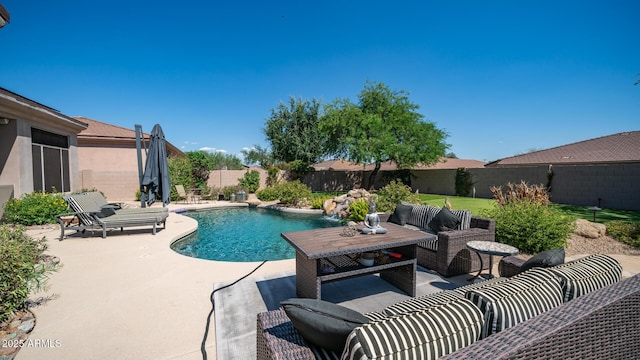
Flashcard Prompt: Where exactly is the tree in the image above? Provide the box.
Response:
[320,81,449,189]
[206,151,243,170]
[186,151,214,188]
[241,145,274,168]
[264,96,325,170]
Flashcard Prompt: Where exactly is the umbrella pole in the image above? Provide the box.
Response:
[135,124,147,208]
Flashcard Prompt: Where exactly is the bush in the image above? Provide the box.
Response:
[221,185,242,200]
[606,221,640,248]
[455,168,474,196]
[310,194,332,210]
[239,170,261,193]
[168,156,193,201]
[375,180,421,213]
[490,181,550,206]
[256,187,279,202]
[0,225,59,323]
[274,181,312,207]
[2,192,68,225]
[482,202,573,254]
[346,199,369,222]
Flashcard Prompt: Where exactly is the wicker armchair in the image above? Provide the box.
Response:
[379,213,496,277]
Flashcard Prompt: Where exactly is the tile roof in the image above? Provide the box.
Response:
[486,131,640,167]
[74,116,184,156]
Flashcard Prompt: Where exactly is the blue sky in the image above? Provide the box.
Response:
[1,1,638,163]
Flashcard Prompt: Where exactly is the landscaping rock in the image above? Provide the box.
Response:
[323,189,377,219]
[573,219,606,239]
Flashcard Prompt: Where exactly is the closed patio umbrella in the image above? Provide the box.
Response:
[141,124,171,206]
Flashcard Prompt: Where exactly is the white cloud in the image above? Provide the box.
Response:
[199,147,227,153]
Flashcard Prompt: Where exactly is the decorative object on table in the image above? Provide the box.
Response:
[341,224,358,237]
[361,199,387,234]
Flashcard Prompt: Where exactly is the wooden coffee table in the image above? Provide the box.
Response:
[281,223,433,299]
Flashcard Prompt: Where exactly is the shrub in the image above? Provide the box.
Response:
[239,170,261,193]
[310,194,332,210]
[482,202,573,254]
[2,192,68,225]
[168,156,193,201]
[375,180,421,213]
[490,181,550,206]
[256,187,279,202]
[275,181,312,207]
[455,168,474,196]
[606,221,640,248]
[0,225,59,323]
[221,185,242,200]
[346,199,369,222]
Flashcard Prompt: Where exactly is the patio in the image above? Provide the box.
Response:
[13,201,640,360]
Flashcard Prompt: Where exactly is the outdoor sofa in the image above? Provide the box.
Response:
[56,193,168,239]
[380,203,496,277]
[256,254,638,360]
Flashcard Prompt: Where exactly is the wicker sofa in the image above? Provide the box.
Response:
[379,204,496,277]
[256,254,637,360]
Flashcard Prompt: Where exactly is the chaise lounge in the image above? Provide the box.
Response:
[57,193,168,239]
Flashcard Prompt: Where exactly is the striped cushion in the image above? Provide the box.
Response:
[465,268,563,338]
[384,290,463,316]
[383,277,509,317]
[546,254,622,302]
[450,209,472,230]
[341,298,483,360]
[417,237,439,251]
[408,205,440,230]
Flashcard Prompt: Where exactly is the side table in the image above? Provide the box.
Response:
[466,240,519,281]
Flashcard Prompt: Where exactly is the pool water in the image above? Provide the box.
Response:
[171,207,341,262]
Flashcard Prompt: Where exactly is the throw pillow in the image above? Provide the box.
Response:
[428,207,461,233]
[281,298,369,352]
[95,205,117,218]
[518,248,565,274]
[388,203,412,226]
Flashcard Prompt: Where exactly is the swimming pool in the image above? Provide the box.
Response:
[170,207,341,262]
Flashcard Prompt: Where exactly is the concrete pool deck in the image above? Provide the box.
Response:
[15,200,640,359]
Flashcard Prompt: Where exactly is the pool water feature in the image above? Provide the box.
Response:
[171,207,340,262]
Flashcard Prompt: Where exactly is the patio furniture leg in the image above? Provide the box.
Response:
[468,251,484,281]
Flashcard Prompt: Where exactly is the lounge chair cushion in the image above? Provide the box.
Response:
[281,298,369,352]
[518,248,565,273]
[428,207,461,232]
[449,209,472,230]
[388,203,413,226]
[341,298,483,360]
[465,268,563,338]
[546,254,622,302]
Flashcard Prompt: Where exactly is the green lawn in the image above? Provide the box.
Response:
[417,194,495,216]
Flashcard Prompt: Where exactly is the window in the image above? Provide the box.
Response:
[31,128,70,192]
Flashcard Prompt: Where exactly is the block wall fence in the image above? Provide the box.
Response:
[303,163,640,211]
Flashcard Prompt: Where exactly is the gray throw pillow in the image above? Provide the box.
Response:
[95,205,116,218]
[281,298,369,352]
[519,248,565,273]
[428,207,461,232]
[388,203,412,226]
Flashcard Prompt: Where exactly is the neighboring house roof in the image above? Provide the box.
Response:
[313,158,485,171]
[74,116,184,157]
[486,131,640,167]
[0,87,87,132]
